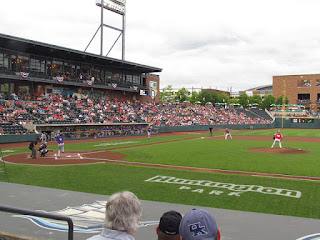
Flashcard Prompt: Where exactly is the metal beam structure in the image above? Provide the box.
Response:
[85,0,126,60]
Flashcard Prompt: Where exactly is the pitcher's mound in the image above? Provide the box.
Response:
[248,147,309,154]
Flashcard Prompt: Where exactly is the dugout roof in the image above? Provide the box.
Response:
[0,33,162,73]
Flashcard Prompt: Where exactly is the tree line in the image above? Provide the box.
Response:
[159,85,289,109]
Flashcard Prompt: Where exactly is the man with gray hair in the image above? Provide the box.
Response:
[87,191,142,240]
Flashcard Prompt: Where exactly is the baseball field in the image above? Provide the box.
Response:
[1,128,320,220]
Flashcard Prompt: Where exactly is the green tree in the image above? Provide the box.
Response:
[189,91,199,103]
[218,93,230,105]
[239,93,249,108]
[159,85,174,103]
[197,90,216,105]
[261,94,276,109]
[210,91,219,104]
[174,88,189,103]
[276,95,289,105]
[249,94,262,105]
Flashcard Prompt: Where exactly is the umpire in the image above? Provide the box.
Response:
[28,140,38,159]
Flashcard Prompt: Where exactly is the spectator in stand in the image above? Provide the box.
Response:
[157,210,182,240]
[87,191,142,240]
[179,209,221,240]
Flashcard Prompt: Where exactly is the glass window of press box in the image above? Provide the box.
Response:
[0,48,143,87]
[298,79,311,87]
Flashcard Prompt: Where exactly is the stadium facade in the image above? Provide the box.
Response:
[273,74,320,112]
[0,33,162,102]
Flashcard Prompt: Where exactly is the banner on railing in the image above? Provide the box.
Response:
[20,72,29,79]
[56,76,64,83]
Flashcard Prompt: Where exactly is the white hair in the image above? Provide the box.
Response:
[103,191,142,234]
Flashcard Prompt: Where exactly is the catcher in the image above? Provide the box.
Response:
[38,142,52,157]
[271,130,283,149]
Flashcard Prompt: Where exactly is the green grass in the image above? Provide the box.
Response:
[233,128,320,138]
[3,162,320,219]
[115,138,320,177]
[1,128,320,219]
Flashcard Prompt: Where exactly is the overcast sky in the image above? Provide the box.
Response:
[1,0,320,92]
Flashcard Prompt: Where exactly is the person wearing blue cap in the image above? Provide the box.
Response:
[179,209,221,240]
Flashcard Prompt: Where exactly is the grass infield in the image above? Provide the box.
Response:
[1,129,320,219]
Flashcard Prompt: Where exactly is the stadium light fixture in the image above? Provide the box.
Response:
[96,0,126,15]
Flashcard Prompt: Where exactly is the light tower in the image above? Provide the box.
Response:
[85,0,126,60]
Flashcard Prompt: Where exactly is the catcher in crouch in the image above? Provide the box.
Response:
[271,130,284,149]
[38,142,52,157]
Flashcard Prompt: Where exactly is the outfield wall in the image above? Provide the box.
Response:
[159,123,275,133]
[2,118,320,144]
[0,134,40,144]
[158,118,320,133]
[274,118,320,128]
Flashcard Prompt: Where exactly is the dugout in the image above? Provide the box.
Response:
[34,122,152,141]
[0,33,162,103]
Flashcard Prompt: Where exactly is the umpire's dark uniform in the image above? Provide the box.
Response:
[28,140,38,159]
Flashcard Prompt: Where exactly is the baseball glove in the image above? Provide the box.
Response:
[273,136,275,140]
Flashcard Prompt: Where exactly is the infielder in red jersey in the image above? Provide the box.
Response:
[225,128,232,140]
[271,130,283,148]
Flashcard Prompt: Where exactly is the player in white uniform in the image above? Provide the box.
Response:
[225,128,232,140]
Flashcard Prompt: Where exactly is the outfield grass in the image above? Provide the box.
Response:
[234,128,320,138]
[114,138,320,177]
[1,128,320,219]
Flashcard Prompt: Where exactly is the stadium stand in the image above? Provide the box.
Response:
[0,93,274,136]
[250,108,273,121]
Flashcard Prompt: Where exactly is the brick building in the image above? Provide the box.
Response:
[273,74,320,112]
[203,89,230,97]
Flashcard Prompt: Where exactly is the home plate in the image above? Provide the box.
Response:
[66,155,72,158]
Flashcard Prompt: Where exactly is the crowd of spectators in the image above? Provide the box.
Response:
[0,93,274,135]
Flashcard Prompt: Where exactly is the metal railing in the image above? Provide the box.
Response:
[0,205,74,240]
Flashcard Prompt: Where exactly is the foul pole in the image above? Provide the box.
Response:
[282,79,286,128]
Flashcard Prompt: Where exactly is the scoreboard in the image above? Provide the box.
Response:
[291,118,314,123]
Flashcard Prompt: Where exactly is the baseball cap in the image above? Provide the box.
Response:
[159,210,182,235]
[179,209,218,240]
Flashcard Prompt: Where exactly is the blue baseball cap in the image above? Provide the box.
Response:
[179,209,218,240]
